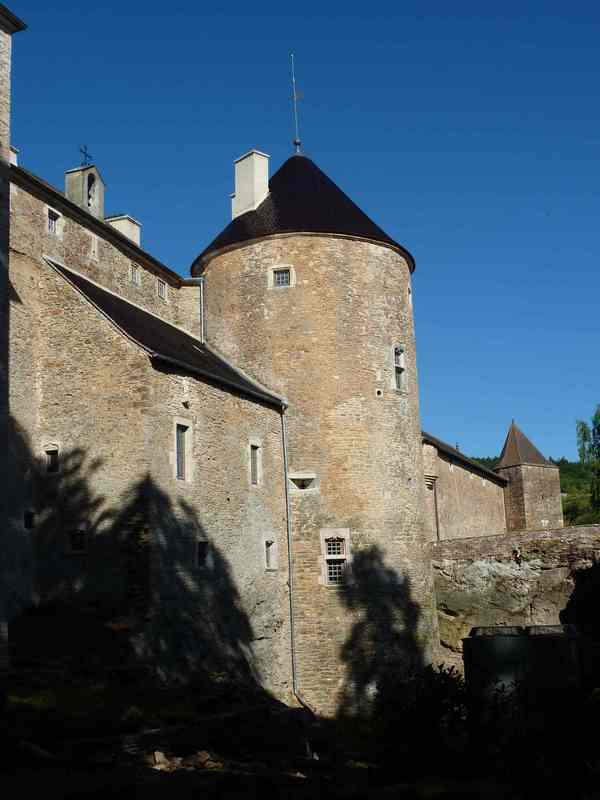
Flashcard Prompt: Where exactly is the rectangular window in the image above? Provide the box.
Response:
[176,424,188,480]
[47,209,60,236]
[265,539,275,569]
[69,528,87,554]
[157,278,167,300]
[130,263,141,286]
[394,346,405,391]
[325,536,347,585]
[273,268,290,287]
[90,234,98,259]
[250,444,260,486]
[45,447,59,474]
[197,540,209,568]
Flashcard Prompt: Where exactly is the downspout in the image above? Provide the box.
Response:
[281,408,317,716]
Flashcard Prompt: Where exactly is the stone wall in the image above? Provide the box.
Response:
[422,443,506,541]
[5,178,293,698]
[498,463,563,531]
[431,525,600,668]
[201,234,438,715]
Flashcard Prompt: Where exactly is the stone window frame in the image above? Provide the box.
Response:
[263,534,278,572]
[267,264,296,290]
[248,437,263,488]
[391,344,407,393]
[89,233,99,261]
[319,528,352,587]
[130,262,142,287]
[195,536,213,570]
[156,277,168,301]
[289,471,319,494]
[45,205,64,240]
[171,417,194,484]
[43,442,61,475]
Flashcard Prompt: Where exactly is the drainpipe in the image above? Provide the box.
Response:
[281,408,317,716]
[180,276,205,343]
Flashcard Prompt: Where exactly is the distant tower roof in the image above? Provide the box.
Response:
[497,421,552,469]
[191,154,414,274]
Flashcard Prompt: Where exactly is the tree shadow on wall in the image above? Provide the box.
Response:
[7,415,263,699]
[337,545,424,719]
[560,561,600,687]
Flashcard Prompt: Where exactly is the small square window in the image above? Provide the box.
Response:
[130,263,141,286]
[273,269,290,287]
[69,528,87,554]
[45,447,59,474]
[157,278,167,300]
[47,209,60,236]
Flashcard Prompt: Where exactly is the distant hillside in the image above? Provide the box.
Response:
[469,455,600,526]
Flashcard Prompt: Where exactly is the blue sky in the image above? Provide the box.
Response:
[10,1,599,460]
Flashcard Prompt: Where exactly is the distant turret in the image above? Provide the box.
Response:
[496,421,563,531]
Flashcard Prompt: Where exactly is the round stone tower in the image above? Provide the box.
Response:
[192,152,437,714]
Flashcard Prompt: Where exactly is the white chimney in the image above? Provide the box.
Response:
[105,214,142,247]
[231,150,269,220]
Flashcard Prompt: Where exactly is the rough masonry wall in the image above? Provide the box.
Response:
[499,464,564,531]
[433,453,506,540]
[431,525,600,669]
[203,235,438,715]
[142,366,292,696]
[9,177,182,325]
[0,28,11,162]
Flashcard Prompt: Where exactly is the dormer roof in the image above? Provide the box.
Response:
[192,154,414,274]
[497,421,552,469]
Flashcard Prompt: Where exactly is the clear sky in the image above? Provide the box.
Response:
[10,1,599,460]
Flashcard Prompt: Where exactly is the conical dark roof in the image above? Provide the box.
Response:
[497,421,551,469]
[192,154,414,274]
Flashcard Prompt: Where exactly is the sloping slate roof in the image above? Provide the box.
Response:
[46,260,284,408]
[422,431,507,485]
[192,154,414,273]
[497,421,551,469]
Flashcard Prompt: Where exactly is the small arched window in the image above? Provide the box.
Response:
[394,346,405,391]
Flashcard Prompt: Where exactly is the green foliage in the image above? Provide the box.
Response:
[470,455,499,471]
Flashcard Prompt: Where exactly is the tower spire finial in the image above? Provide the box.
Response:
[290,52,302,154]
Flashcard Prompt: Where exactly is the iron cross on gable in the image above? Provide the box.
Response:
[80,145,93,166]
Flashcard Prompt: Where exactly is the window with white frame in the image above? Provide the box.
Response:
[47,208,61,237]
[273,268,290,287]
[320,529,351,586]
[393,346,406,391]
[157,277,167,300]
[130,263,141,286]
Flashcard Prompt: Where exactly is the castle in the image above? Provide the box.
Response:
[2,7,597,715]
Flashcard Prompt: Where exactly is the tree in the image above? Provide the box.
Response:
[579,405,600,514]
[576,420,592,465]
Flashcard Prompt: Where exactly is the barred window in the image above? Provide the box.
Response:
[325,536,346,585]
[157,278,167,300]
[273,268,290,287]
[130,263,141,286]
[47,209,60,235]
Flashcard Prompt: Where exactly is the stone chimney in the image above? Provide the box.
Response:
[65,165,105,220]
[105,214,141,247]
[0,5,26,163]
[231,150,269,219]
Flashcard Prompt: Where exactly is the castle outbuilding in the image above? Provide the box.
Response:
[2,5,595,713]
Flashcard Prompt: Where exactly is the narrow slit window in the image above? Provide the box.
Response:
[273,268,290,288]
[157,278,167,300]
[176,424,188,480]
[130,263,141,286]
[394,346,405,391]
[47,209,60,235]
[325,536,346,585]
[265,539,275,569]
[250,444,260,486]
[45,447,59,474]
